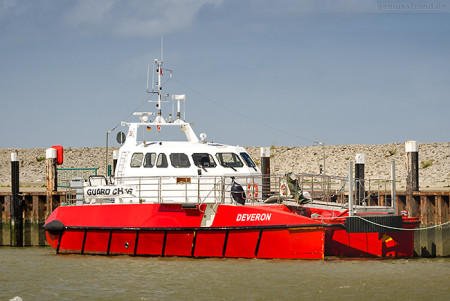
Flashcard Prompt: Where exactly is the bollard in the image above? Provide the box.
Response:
[405,141,419,192]
[355,154,365,205]
[46,148,58,219]
[260,147,271,198]
[391,161,397,213]
[348,161,354,217]
[11,152,23,247]
[405,141,419,219]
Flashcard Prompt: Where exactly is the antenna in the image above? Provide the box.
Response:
[161,35,164,61]
[145,38,171,123]
[152,61,155,91]
[172,94,186,121]
[146,62,150,92]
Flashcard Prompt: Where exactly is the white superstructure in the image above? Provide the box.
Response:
[85,58,261,204]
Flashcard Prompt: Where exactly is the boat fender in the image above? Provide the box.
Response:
[43,220,65,235]
[231,177,246,205]
[280,184,288,196]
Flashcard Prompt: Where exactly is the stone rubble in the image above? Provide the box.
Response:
[1,142,449,190]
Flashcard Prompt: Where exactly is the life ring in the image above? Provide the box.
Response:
[280,184,287,196]
[246,182,259,198]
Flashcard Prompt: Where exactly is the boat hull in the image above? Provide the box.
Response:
[325,228,415,257]
[45,204,328,259]
[44,203,418,259]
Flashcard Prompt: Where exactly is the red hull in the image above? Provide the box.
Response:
[44,204,418,259]
[325,229,415,257]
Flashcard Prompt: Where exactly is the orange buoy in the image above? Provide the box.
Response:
[246,181,259,198]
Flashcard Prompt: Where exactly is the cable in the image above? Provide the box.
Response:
[108,97,151,133]
[355,215,450,231]
[172,78,318,144]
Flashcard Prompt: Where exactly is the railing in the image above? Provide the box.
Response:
[57,168,99,188]
[68,173,396,212]
[97,175,261,205]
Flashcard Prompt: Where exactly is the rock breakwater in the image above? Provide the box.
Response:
[1,142,449,190]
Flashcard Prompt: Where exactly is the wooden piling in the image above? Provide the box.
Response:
[406,141,419,192]
[46,148,58,220]
[405,141,420,220]
[1,191,64,246]
[355,154,365,205]
[11,152,23,247]
[31,194,46,245]
[1,195,12,245]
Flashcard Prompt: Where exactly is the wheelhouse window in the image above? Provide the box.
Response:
[240,152,257,168]
[170,153,191,168]
[156,153,168,168]
[143,153,156,168]
[130,153,144,168]
[192,153,217,168]
[216,153,243,168]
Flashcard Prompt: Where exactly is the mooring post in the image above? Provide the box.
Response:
[11,152,23,247]
[46,148,58,219]
[406,141,419,192]
[260,147,271,199]
[355,154,365,205]
[391,160,397,213]
[405,141,419,218]
[348,161,354,216]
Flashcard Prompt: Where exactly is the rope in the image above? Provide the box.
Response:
[108,98,150,133]
[355,215,450,231]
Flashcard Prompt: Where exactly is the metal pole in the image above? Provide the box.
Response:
[348,161,354,217]
[315,142,326,175]
[391,160,396,211]
[106,132,109,177]
[321,143,326,200]
[322,143,326,175]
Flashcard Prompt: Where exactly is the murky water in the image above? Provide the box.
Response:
[0,247,449,301]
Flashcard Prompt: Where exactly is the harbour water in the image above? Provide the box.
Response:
[1,247,449,301]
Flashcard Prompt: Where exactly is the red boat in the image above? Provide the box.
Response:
[45,202,419,259]
[44,58,419,259]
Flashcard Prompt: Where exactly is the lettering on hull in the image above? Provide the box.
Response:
[84,185,137,198]
[236,213,272,222]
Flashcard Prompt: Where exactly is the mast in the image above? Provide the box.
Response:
[123,56,199,143]
[153,59,166,123]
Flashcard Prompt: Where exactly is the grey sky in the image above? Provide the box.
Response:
[1,0,449,148]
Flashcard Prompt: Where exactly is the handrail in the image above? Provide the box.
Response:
[69,172,396,210]
[57,167,99,188]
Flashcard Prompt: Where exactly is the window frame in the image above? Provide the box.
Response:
[240,152,257,168]
[130,152,144,168]
[156,153,168,168]
[215,152,244,168]
[143,152,157,168]
[192,153,217,168]
[170,153,191,168]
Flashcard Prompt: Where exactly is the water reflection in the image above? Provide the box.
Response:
[1,247,449,300]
